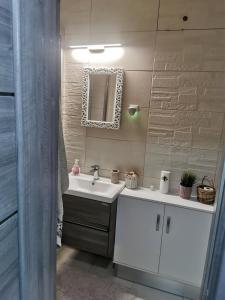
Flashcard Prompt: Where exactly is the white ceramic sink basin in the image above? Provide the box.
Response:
[65,173,125,203]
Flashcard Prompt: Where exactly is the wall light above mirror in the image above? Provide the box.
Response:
[68,44,122,50]
[81,67,124,130]
[68,43,124,64]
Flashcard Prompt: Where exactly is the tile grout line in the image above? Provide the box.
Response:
[142,75,154,186]
[63,28,225,35]
[157,27,225,32]
[156,0,161,30]
[62,70,225,77]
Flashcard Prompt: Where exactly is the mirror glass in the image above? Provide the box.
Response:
[81,67,124,130]
[88,73,116,122]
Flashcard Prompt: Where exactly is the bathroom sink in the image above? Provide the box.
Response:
[65,173,125,203]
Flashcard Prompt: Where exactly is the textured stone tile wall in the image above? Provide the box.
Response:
[61,0,225,193]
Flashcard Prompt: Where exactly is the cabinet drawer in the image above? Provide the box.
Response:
[0,214,19,299]
[63,221,109,256]
[63,194,110,230]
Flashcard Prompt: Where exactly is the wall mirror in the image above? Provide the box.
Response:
[81,67,124,129]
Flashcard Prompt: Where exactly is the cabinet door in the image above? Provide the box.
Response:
[159,205,212,286]
[114,196,164,273]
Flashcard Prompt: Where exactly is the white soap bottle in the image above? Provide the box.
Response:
[72,159,80,176]
[159,170,171,194]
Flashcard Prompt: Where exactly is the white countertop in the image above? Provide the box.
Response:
[120,187,215,214]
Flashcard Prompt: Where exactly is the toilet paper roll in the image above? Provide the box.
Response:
[203,187,214,192]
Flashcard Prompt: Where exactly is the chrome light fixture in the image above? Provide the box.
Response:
[68,43,122,52]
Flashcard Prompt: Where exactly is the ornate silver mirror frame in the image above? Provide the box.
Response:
[81,67,124,129]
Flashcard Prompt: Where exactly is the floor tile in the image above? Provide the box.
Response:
[89,255,115,278]
[57,289,63,300]
[57,246,184,300]
[57,245,95,273]
[57,289,73,300]
[131,283,183,300]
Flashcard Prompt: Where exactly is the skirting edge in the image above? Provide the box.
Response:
[115,264,200,300]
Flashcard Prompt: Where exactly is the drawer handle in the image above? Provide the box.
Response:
[166,217,171,234]
[155,214,161,231]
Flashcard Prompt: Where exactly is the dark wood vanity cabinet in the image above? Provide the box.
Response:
[62,194,117,257]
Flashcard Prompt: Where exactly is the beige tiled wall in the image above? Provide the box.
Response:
[61,0,225,193]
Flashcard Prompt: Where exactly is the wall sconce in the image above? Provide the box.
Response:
[88,45,105,53]
[69,44,124,63]
[128,105,140,116]
[68,43,122,52]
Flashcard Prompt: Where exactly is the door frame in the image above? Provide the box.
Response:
[11,0,225,299]
[12,1,60,299]
[201,155,225,300]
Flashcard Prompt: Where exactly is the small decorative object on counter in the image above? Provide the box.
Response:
[125,171,138,189]
[159,170,171,194]
[197,176,216,205]
[150,185,155,191]
[111,169,120,184]
[71,159,80,176]
[179,170,196,199]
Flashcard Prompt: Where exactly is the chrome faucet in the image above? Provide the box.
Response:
[90,165,99,184]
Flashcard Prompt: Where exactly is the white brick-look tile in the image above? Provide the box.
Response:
[154,30,225,72]
[151,72,225,113]
[158,0,225,30]
[62,61,83,84]
[64,32,156,70]
[60,0,91,36]
[85,137,146,176]
[143,70,225,190]
[86,107,149,142]
[91,0,159,33]
[90,32,156,71]
[123,71,152,108]
[61,0,225,191]
[143,142,219,191]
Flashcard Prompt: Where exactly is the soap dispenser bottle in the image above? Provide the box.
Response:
[72,159,80,176]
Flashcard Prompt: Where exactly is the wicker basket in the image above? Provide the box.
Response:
[197,176,216,205]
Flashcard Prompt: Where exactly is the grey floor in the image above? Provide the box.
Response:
[57,245,189,300]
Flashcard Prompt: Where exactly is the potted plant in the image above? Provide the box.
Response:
[179,171,197,199]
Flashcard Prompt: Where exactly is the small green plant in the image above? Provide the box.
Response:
[180,171,197,187]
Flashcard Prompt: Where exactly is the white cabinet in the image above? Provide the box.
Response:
[114,195,213,287]
[114,197,164,273]
[159,205,212,286]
